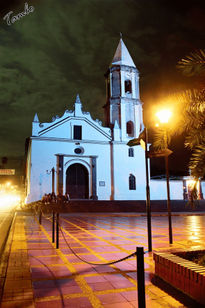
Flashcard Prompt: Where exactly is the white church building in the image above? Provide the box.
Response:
[25,39,203,203]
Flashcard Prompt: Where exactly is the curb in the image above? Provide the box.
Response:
[0,212,16,301]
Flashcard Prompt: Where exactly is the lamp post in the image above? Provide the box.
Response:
[145,127,152,252]
[46,167,55,193]
[164,130,173,244]
[156,109,173,244]
[127,128,152,252]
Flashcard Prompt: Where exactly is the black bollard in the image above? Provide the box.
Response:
[56,213,59,249]
[136,247,146,308]
[52,211,55,243]
[39,211,42,225]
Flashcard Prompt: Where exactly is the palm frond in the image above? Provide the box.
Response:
[153,90,204,136]
[171,89,205,135]
[177,49,205,76]
[189,144,205,178]
[184,131,205,150]
[152,128,172,151]
[153,129,165,150]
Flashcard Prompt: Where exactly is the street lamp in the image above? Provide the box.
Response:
[156,110,172,124]
[156,109,173,244]
[46,167,55,193]
[144,128,152,252]
[127,128,152,252]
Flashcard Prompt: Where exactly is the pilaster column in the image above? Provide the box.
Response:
[110,141,114,200]
[91,157,98,200]
[120,102,127,141]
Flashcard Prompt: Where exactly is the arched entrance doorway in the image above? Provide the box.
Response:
[66,163,89,199]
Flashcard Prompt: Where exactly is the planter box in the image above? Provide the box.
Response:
[153,250,205,305]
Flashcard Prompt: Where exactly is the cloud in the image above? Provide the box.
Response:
[0,0,204,156]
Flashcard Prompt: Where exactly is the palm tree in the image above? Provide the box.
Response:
[177,50,205,178]
[153,50,205,179]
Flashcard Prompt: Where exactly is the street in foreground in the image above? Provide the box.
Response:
[1,212,205,307]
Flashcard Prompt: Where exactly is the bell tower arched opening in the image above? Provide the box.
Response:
[126,121,134,137]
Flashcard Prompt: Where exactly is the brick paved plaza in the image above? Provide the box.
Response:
[1,212,205,307]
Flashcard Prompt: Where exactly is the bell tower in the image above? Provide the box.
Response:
[104,38,144,141]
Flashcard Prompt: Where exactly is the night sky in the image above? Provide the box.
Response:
[0,0,204,174]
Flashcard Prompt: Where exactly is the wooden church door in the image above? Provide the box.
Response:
[66,163,89,199]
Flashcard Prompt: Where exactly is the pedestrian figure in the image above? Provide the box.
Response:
[47,193,52,204]
[51,192,57,203]
[64,193,70,203]
[57,192,63,205]
[42,193,49,204]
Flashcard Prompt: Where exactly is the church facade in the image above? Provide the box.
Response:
[25,39,204,203]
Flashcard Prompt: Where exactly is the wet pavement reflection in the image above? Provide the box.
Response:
[1,212,205,307]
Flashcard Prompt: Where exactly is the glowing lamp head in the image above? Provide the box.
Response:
[156,109,172,124]
[6,182,11,187]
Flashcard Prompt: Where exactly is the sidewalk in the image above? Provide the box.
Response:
[1,212,204,307]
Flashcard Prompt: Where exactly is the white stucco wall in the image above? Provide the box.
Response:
[27,138,112,202]
[27,103,113,203]
[112,143,146,200]
[27,129,186,203]
[150,180,183,200]
[201,181,205,197]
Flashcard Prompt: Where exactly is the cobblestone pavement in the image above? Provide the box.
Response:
[1,212,205,307]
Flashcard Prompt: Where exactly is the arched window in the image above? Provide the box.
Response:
[125,80,132,93]
[129,174,136,190]
[128,148,134,157]
[126,121,134,136]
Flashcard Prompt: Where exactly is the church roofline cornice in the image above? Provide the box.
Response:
[35,114,110,139]
[55,154,98,159]
[109,97,142,104]
[38,116,110,139]
[111,65,138,72]
[30,136,112,144]
[104,65,138,78]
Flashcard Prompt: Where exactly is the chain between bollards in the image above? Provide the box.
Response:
[38,210,147,308]
[136,247,146,308]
